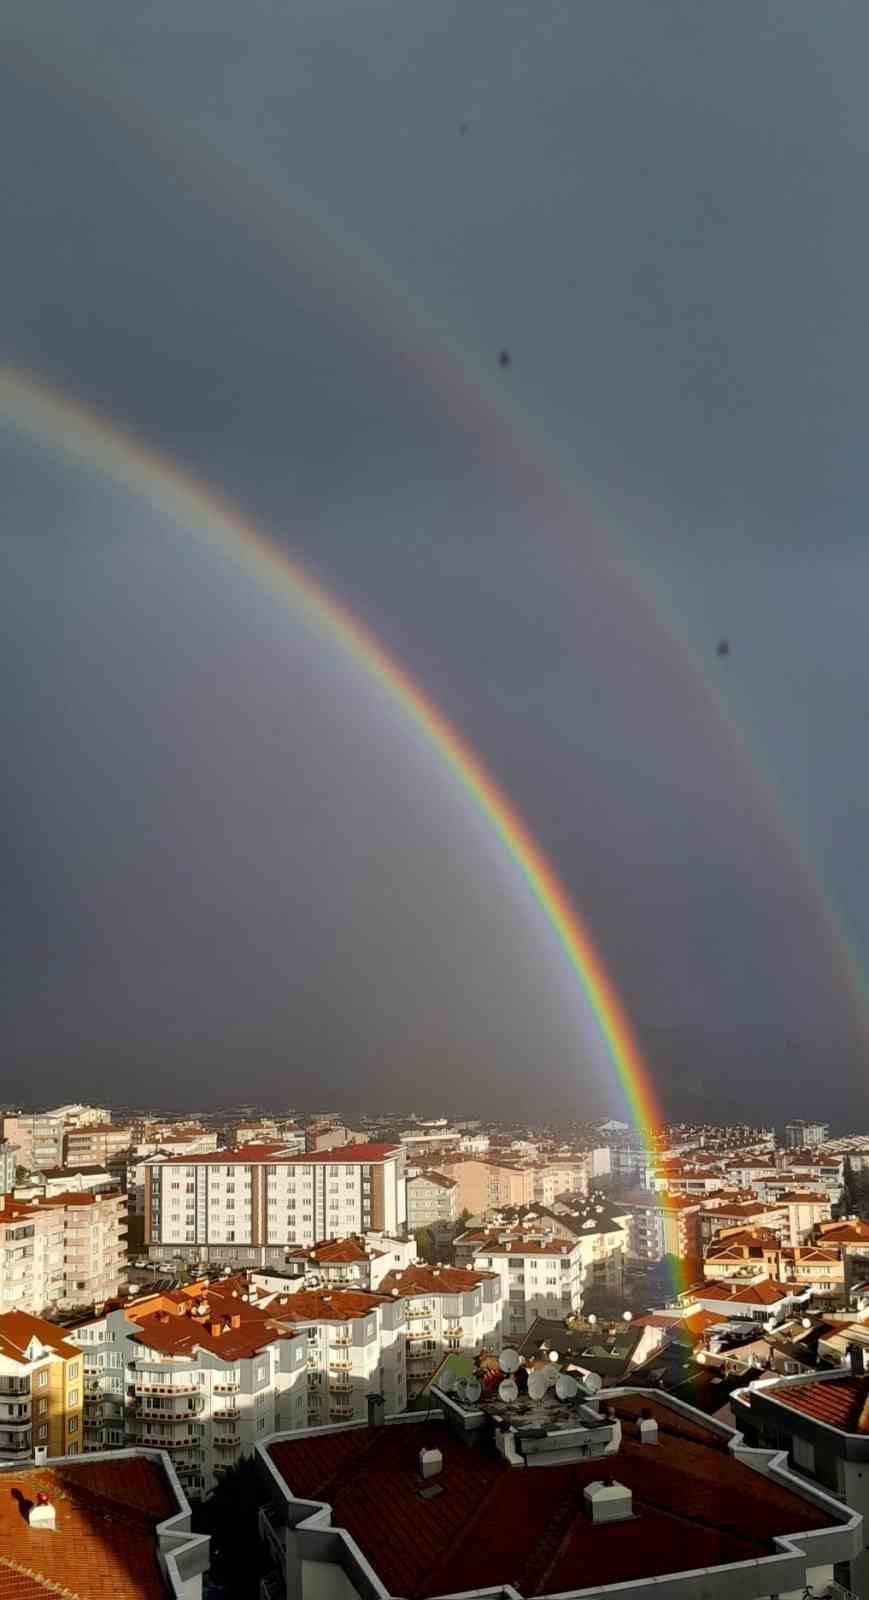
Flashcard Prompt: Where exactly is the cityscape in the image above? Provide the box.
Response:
[3,1,869,1598]
[3,1103,869,1596]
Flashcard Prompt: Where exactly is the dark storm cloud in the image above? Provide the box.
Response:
[2,1,868,1121]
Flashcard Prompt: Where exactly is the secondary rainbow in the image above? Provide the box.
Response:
[0,364,664,1153]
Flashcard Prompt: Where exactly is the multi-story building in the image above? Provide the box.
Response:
[406,1170,458,1232]
[1,1106,113,1172]
[784,1119,831,1150]
[235,1122,306,1153]
[617,1190,702,1267]
[257,1385,862,1600]
[63,1123,132,1168]
[145,1142,406,1266]
[531,1159,589,1207]
[0,1448,211,1598]
[0,1189,127,1315]
[0,1309,84,1460]
[273,1233,415,1293]
[0,1140,16,1194]
[305,1124,366,1153]
[375,1263,501,1398]
[429,1157,535,1218]
[468,1234,585,1340]
[71,1276,407,1494]
[733,1364,869,1595]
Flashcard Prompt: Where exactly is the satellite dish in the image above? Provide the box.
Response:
[582,1371,602,1396]
[498,1378,519,1403]
[438,1368,458,1393]
[801,1317,812,1330]
[622,1311,633,1323]
[548,1350,560,1363]
[465,1378,482,1404]
[527,1372,547,1401]
[587,1314,597,1326]
[544,1365,559,1389]
[555,1374,579,1401]
[500,1348,521,1373]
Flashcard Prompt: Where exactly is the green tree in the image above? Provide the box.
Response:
[414,1226,435,1263]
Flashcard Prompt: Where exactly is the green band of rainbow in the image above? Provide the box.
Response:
[0,364,664,1161]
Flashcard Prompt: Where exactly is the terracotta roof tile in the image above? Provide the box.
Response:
[267,1399,836,1597]
[770,1374,869,1433]
[0,1459,178,1598]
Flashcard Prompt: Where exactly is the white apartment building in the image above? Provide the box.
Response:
[260,1233,416,1294]
[406,1171,458,1231]
[145,1143,406,1266]
[473,1236,586,1340]
[375,1263,502,1399]
[532,1160,589,1207]
[71,1277,407,1495]
[0,1190,127,1315]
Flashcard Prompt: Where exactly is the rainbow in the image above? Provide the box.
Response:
[0,365,664,1160]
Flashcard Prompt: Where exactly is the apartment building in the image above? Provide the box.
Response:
[274,1232,416,1293]
[71,1277,407,1494]
[0,1190,127,1315]
[532,1159,589,1207]
[0,1309,84,1460]
[699,1194,788,1247]
[784,1120,831,1150]
[468,1235,585,1340]
[703,1230,846,1301]
[235,1122,305,1153]
[375,1262,502,1398]
[430,1156,535,1218]
[734,1366,869,1596]
[63,1123,132,1168]
[1,1106,111,1172]
[144,1142,406,1265]
[305,1123,366,1153]
[406,1170,458,1231]
[257,1387,861,1600]
[617,1190,702,1267]
[0,1141,15,1194]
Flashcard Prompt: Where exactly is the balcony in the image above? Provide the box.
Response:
[213,1433,240,1447]
[406,1307,434,1320]
[133,1398,205,1418]
[406,1328,435,1341]
[329,1378,352,1393]
[328,1360,352,1372]
[134,1382,200,1396]
[214,1407,241,1420]
[332,1334,352,1346]
[213,1382,240,1394]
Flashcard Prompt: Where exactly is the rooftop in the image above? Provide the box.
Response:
[378,1265,495,1296]
[265,1395,838,1597]
[766,1372,869,1434]
[154,1141,399,1167]
[0,1310,80,1365]
[0,1455,197,1598]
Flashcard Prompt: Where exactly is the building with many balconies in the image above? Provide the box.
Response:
[0,1309,84,1461]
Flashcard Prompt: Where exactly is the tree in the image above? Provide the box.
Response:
[414,1227,435,1263]
[191,1454,269,1598]
[458,1208,472,1228]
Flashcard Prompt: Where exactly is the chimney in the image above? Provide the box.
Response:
[34,1447,48,1468]
[230,1313,241,1330]
[210,1321,223,1337]
[850,1343,865,1376]
[584,1479,633,1523]
[367,1392,385,1427]
[638,1408,659,1445]
[419,1447,443,1480]
[29,1493,57,1532]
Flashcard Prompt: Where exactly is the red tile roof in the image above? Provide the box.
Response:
[0,1310,81,1365]
[378,1266,495,1296]
[0,1457,180,1598]
[271,1289,385,1323]
[267,1398,836,1597]
[770,1374,869,1434]
[155,1141,399,1167]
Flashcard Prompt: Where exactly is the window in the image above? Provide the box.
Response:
[68,1389,79,1406]
[37,1371,49,1389]
[68,1416,78,1434]
[67,1443,78,1456]
[37,1424,48,1440]
[68,1364,78,1380]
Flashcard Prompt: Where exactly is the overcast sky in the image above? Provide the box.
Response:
[2,1,868,1123]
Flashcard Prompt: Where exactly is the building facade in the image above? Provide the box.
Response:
[406,1171,458,1231]
[0,1309,84,1460]
[144,1143,407,1266]
[0,1190,127,1315]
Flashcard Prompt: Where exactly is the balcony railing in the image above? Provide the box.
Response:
[213,1382,240,1394]
[328,1360,352,1371]
[331,1335,352,1346]
[214,1407,241,1419]
[134,1382,200,1396]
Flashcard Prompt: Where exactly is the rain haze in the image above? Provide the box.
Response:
[1,1,868,1123]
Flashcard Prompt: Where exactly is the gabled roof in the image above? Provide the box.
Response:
[378,1265,494,1297]
[767,1373,869,1434]
[0,1309,80,1365]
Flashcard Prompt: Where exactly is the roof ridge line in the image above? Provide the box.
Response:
[0,1550,85,1598]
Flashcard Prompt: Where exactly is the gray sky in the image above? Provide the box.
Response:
[2,1,868,1122]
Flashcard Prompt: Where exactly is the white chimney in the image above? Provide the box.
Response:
[33,1447,48,1468]
[29,1495,56,1532]
[638,1414,659,1445]
[584,1479,633,1523]
[419,1447,443,1480]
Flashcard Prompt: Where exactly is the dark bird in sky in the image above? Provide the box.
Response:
[498,348,511,368]
[717,639,730,657]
